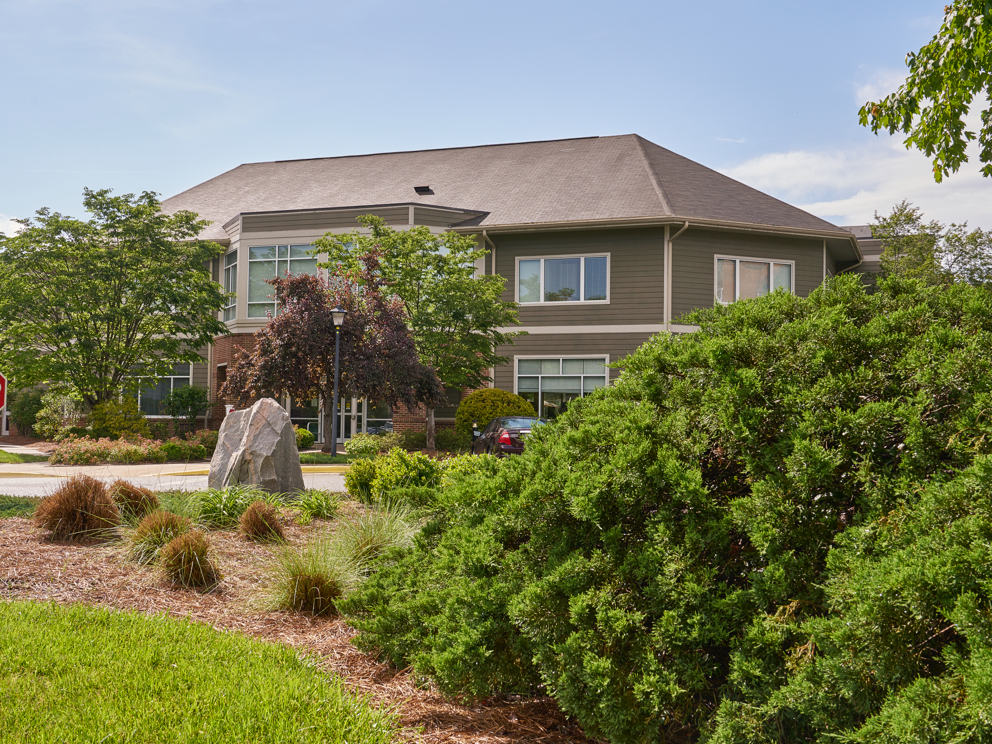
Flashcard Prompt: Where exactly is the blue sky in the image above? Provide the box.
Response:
[1,0,989,235]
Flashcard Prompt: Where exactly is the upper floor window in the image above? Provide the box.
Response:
[716,256,793,304]
[517,255,609,304]
[223,251,237,321]
[248,245,319,318]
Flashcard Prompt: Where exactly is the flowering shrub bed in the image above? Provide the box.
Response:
[50,430,217,465]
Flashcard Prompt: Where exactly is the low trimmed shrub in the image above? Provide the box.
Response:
[34,475,120,541]
[266,537,357,616]
[239,500,285,542]
[108,479,159,520]
[454,388,536,437]
[295,426,316,451]
[344,433,382,459]
[435,428,471,452]
[188,428,219,455]
[159,438,208,461]
[370,448,443,501]
[49,436,168,465]
[128,510,193,564]
[160,530,220,588]
[399,431,427,450]
[344,458,378,504]
[89,398,149,440]
[440,452,502,491]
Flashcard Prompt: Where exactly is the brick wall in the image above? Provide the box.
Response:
[208,333,259,430]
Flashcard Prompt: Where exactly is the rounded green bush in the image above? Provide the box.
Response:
[90,398,150,440]
[295,426,316,451]
[370,448,443,501]
[9,389,44,437]
[344,458,378,504]
[454,388,536,436]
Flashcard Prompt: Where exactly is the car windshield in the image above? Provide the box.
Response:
[502,417,543,429]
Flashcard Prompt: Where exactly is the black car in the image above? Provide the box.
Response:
[472,416,547,457]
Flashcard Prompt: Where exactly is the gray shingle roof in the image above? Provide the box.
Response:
[163,134,844,242]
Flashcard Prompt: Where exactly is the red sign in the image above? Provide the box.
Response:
[0,372,5,410]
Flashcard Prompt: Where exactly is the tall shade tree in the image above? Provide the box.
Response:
[316,216,522,449]
[0,188,227,407]
[859,0,992,180]
[221,246,445,452]
[875,199,992,286]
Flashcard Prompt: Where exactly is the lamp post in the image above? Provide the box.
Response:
[329,305,347,456]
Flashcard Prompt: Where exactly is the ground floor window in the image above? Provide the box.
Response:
[289,397,320,438]
[516,357,607,419]
[135,364,191,416]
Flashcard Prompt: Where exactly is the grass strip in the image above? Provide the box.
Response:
[300,453,352,465]
[0,495,42,519]
[0,601,396,744]
[0,451,49,464]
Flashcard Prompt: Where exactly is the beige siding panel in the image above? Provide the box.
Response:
[670,229,824,320]
[826,249,837,277]
[192,362,209,389]
[240,207,409,233]
[493,331,657,391]
[494,228,666,326]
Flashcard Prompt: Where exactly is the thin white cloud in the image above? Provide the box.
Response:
[717,137,745,143]
[0,214,24,237]
[723,138,992,228]
[854,67,907,105]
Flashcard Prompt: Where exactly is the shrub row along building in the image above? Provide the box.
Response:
[159,134,868,444]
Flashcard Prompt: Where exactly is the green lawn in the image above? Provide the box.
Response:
[0,450,49,464]
[0,495,41,519]
[300,452,352,465]
[0,601,396,744]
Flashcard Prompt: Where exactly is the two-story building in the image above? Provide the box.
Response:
[160,134,863,443]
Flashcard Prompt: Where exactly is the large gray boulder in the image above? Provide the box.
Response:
[208,398,305,495]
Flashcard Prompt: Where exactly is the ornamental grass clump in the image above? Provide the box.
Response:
[128,510,193,564]
[197,485,270,529]
[334,501,416,573]
[34,474,120,541]
[265,536,357,616]
[293,489,341,525]
[108,479,159,521]
[160,529,220,588]
[238,500,285,543]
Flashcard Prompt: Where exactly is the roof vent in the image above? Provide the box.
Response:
[414,185,433,195]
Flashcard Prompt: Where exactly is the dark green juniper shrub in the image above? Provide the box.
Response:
[342,275,992,743]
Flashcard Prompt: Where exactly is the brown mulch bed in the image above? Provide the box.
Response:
[0,510,596,744]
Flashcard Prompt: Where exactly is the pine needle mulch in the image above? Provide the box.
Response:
[0,513,597,744]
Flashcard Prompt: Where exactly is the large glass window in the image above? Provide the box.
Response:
[517,357,607,419]
[223,251,237,321]
[716,257,793,304]
[248,244,319,318]
[135,364,191,416]
[517,255,608,303]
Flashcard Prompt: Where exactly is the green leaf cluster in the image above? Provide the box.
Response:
[343,274,992,742]
[89,397,150,440]
[0,188,226,406]
[859,0,992,180]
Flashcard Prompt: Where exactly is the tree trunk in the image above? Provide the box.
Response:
[321,386,334,453]
[425,405,436,451]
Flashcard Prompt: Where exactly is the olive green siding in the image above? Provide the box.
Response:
[825,248,837,277]
[492,228,666,326]
[494,332,656,391]
[670,229,824,320]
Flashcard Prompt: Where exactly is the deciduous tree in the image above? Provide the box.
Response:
[316,216,521,449]
[221,246,444,452]
[0,188,227,407]
[859,0,992,180]
[874,199,992,285]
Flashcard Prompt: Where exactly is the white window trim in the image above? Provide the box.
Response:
[223,250,238,322]
[713,254,795,305]
[514,253,611,305]
[513,354,611,395]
